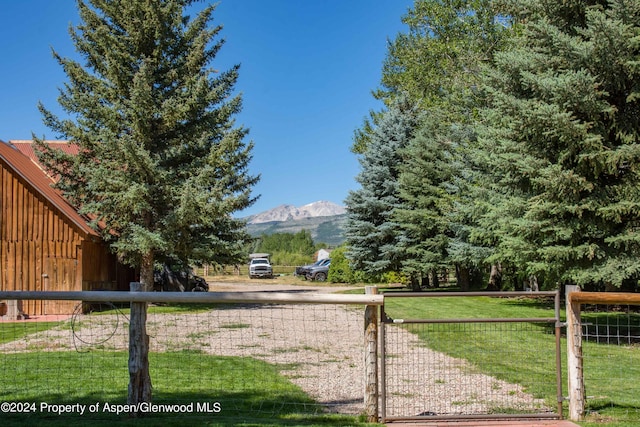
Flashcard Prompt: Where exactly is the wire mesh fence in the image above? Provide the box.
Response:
[381,320,559,420]
[9,288,640,424]
[0,296,371,424]
[578,304,640,424]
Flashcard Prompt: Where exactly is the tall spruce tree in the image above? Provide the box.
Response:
[352,0,509,288]
[34,0,258,292]
[477,0,640,288]
[395,111,455,287]
[344,99,420,281]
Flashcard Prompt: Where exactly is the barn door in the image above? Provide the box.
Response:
[41,257,78,315]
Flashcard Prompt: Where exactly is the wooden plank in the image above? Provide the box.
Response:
[42,204,49,243]
[34,191,41,240]
[17,180,24,240]
[0,242,6,290]
[28,240,36,298]
[17,239,32,314]
[61,217,67,243]
[569,291,640,306]
[3,168,9,240]
[0,290,386,305]
[128,282,152,413]
[16,241,23,287]
[1,167,7,240]
[566,285,585,421]
[11,175,17,241]
[75,243,83,291]
[54,215,60,244]
[7,242,15,292]
[26,184,33,240]
[364,286,379,422]
[35,241,42,292]
[47,205,54,244]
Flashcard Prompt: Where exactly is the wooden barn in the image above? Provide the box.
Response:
[0,140,136,316]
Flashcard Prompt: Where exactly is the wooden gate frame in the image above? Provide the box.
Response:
[379,291,564,423]
[565,286,640,421]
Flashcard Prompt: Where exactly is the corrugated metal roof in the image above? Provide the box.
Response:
[9,140,79,179]
[0,140,98,237]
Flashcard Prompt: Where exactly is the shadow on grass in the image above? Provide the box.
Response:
[499,296,556,310]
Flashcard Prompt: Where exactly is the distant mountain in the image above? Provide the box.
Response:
[247,201,346,224]
[246,214,347,246]
[244,201,348,246]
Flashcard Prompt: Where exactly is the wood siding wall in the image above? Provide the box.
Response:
[1,164,84,315]
[82,240,136,291]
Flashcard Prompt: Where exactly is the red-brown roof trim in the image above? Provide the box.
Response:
[0,140,99,238]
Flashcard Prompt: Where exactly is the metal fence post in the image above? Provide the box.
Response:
[128,281,152,416]
[364,285,379,422]
[565,284,584,421]
[554,289,564,418]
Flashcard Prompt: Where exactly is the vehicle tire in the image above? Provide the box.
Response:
[314,272,327,282]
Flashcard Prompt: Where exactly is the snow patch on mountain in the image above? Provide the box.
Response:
[247,201,346,224]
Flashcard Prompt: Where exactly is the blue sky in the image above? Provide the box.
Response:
[0,1,411,217]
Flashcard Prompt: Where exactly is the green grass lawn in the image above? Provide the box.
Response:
[0,350,376,426]
[381,291,640,426]
[0,321,62,344]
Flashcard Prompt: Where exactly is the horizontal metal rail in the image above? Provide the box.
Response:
[385,317,557,324]
[384,412,560,422]
[0,290,384,306]
[382,291,558,298]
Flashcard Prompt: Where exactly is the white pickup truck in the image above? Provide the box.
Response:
[248,253,273,279]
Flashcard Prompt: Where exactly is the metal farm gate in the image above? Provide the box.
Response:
[380,291,564,423]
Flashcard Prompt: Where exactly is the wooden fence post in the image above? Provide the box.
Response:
[364,286,379,422]
[128,282,152,416]
[566,284,584,421]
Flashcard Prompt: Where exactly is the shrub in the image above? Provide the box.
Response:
[328,246,356,284]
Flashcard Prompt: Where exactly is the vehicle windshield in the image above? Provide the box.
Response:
[252,259,269,264]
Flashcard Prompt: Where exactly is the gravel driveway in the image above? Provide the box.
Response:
[205,282,551,417]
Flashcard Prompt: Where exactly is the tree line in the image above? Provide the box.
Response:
[344,0,640,292]
[249,230,327,266]
[32,0,640,295]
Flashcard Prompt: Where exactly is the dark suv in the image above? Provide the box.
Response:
[296,258,331,279]
[306,259,331,282]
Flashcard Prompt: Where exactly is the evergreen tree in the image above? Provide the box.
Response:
[34,0,258,291]
[354,0,509,289]
[344,99,420,279]
[394,111,458,287]
[477,0,640,288]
